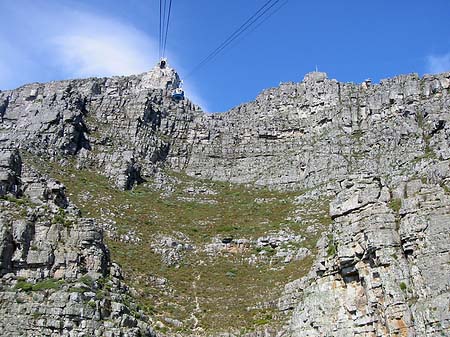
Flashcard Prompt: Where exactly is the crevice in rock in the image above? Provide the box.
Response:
[0,96,9,123]
[429,119,446,137]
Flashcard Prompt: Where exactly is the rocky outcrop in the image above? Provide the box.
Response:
[0,148,155,336]
[283,177,450,336]
[0,63,200,189]
[0,148,21,196]
[1,63,449,336]
[2,69,449,193]
[178,72,450,190]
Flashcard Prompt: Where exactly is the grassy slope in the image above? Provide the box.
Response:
[25,153,331,334]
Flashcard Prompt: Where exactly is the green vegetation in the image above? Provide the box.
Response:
[415,111,438,161]
[326,234,337,257]
[440,183,450,195]
[399,282,407,292]
[0,195,29,206]
[31,278,64,291]
[32,312,43,319]
[14,281,33,291]
[51,208,74,228]
[69,287,87,293]
[14,278,64,292]
[23,152,332,333]
[79,275,95,288]
[389,198,402,213]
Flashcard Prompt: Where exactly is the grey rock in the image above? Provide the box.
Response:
[1,63,450,336]
[0,149,155,336]
[0,148,21,196]
[285,177,450,337]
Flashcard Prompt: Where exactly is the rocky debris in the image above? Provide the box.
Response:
[275,247,310,264]
[152,233,195,266]
[0,149,155,336]
[21,164,69,209]
[102,150,143,190]
[177,184,219,204]
[256,230,304,249]
[204,237,251,256]
[148,274,169,289]
[184,185,218,196]
[203,230,310,267]
[146,171,180,196]
[163,317,183,328]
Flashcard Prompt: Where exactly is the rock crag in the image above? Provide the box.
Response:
[0,148,155,336]
[0,63,449,336]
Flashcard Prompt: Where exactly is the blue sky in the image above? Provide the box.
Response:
[1,0,449,112]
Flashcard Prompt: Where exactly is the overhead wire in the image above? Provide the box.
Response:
[209,0,289,67]
[159,0,163,58]
[161,0,167,58]
[158,0,173,59]
[224,0,289,57]
[162,0,173,58]
[186,0,286,78]
[240,0,288,43]
[186,0,279,76]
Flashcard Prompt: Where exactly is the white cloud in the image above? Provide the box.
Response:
[49,10,156,78]
[427,53,450,74]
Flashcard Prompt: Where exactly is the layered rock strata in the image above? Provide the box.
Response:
[0,148,155,337]
[0,64,449,336]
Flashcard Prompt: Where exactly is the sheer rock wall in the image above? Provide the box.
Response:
[0,66,449,336]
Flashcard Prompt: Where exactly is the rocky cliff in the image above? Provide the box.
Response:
[0,62,449,336]
[0,148,156,336]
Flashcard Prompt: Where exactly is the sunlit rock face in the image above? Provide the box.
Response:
[0,148,156,337]
[0,66,449,336]
[140,60,181,90]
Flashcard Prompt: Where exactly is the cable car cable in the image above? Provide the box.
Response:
[236,0,288,47]
[159,0,163,58]
[161,0,167,57]
[162,0,173,58]
[187,0,278,77]
[211,0,288,64]
[187,0,282,77]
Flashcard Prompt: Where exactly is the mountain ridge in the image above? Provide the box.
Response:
[0,65,449,336]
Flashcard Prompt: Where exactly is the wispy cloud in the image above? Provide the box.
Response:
[49,10,156,78]
[426,53,450,74]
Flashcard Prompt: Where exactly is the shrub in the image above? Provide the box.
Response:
[399,282,407,292]
[32,279,63,291]
[79,275,94,288]
[69,287,87,293]
[389,198,402,213]
[327,234,337,257]
[15,281,33,291]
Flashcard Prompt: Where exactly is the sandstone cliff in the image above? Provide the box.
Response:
[0,63,449,336]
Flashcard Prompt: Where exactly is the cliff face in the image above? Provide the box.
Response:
[0,149,155,336]
[0,64,449,336]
